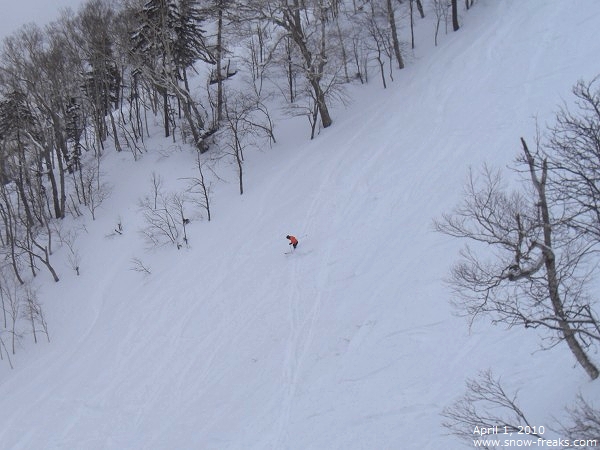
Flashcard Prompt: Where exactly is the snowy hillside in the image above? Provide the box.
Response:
[1,1,600,449]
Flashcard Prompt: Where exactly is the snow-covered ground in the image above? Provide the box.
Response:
[1,1,600,449]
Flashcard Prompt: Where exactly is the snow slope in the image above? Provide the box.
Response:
[1,1,600,449]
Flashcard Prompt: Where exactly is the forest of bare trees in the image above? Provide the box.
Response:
[0,0,466,362]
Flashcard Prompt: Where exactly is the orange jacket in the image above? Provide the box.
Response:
[287,235,298,245]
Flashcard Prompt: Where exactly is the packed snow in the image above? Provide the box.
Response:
[1,1,600,449]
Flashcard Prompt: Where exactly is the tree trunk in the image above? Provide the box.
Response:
[415,0,425,18]
[54,143,66,219]
[216,1,224,124]
[387,0,405,68]
[521,138,599,380]
[286,38,295,102]
[312,79,333,128]
[335,17,350,82]
[316,1,332,128]
[286,0,333,128]
[451,0,460,31]
[162,87,170,138]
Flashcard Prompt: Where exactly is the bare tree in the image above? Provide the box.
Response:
[561,395,600,449]
[150,171,163,210]
[22,284,49,344]
[139,193,181,248]
[0,269,23,354]
[364,2,394,89]
[435,139,600,380]
[220,90,276,194]
[544,77,600,244]
[130,257,152,275]
[0,331,14,368]
[170,192,189,246]
[431,0,451,45]
[81,162,112,221]
[0,183,26,285]
[138,175,188,248]
[386,0,404,69]
[208,0,227,124]
[442,370,540,449]
[238,0,336,129]
[1,23,78,219]
[445,374,600,449]
[57,228,82,276]
[186,152,213,222]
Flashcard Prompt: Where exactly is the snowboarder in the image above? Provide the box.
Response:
[286,235,298,249]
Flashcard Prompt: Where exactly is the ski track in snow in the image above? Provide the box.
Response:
[275,138,341,448]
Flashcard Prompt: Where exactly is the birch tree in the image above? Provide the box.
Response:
[435,139,600,380]
[238,0,336,129]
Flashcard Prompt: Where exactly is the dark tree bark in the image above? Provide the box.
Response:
[415,0,425,18]
[452,0,460,31]
[216,0,224,124]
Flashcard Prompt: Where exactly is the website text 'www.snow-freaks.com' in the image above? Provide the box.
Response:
[473,438,598,448]
[472,425,598,448]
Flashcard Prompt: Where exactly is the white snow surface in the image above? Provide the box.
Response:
[1,1,600,449]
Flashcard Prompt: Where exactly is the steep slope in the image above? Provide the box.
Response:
[1,1,600,449]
